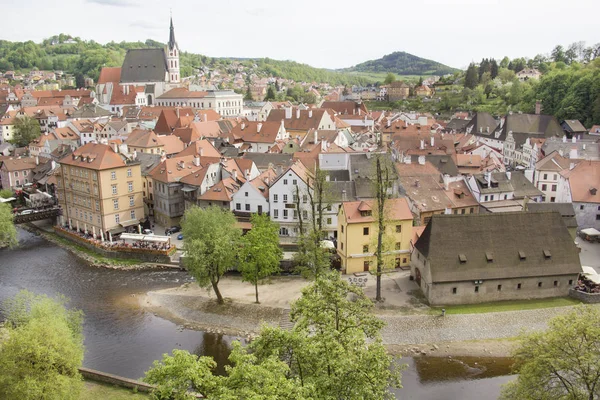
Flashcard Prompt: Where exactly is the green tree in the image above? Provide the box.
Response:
[145,349,217,400]
[501,305,600,400]
[552,45,567,63]
[264,85,276,101]
[240,213,282,303]
[0,291,84,400]
[373,155,395,302]
[251,272,404,399]
[500,56,510,69]
[0,203,17,248]
[464,63,479,89]
[384,72,396,85]
[417,76,423,86]
[244,85,254,101]
[10,116,41,147]
[181,206,242,304]
[491,59,499,79]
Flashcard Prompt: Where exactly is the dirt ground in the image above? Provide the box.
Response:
[386,338,516,358]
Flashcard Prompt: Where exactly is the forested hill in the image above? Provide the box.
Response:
[343,51,459,76]
[0,34,371,86]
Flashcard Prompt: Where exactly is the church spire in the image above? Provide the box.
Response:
[168,16,177,51]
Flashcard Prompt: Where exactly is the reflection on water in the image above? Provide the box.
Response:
[0,229,516,397]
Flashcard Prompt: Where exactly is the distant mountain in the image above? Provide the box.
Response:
[343,51,459,76]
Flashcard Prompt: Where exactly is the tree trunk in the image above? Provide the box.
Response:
[211,279,224,304]
[375,158,385,302]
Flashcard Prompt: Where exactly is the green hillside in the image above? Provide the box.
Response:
[343,51,459,76]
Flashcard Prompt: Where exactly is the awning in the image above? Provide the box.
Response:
[120,219,140,228]
[582,266,600,284]
[108,226,126,235]
[581,228,600,236]
[182,187,197,192]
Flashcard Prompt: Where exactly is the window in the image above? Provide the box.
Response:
[490,195,494,201]
[236,203,241,210]
[113,199,119,210]
[326,205,332,211]
[292,179,297,185]
[302,210,308,219]
[541,184,547,191]
[112,185,117,195]
[363,261,370,271]
[517,283,522,289]
[293,194,298,202]
[452,287,457,294]
[127,168,132,177]
[129,196,134,207]
[538,282,543,288]
[363,245,369,253]
[454,209,458,214]
[395,242,401,250]
[245,192,248,197]
[341,225,344,233]
[461,208,466,214]
[283,209,288,219]
[14,171,18,177]
[130,210,135,219]
[273,194,278,203]
[283,194,288,202]
[363,227,369,235]
[273,209,279,218]
[580,205,584,210]
[283,179,288,185]
[553,174,557,180]
[554,281,558,287]
[302,195,307,204]
[551,185,557,191]
[111,171,116,180]
[293,210,298,219]
[497,284,502,291]
[470,208,474,214]
[340,242,344,250]
[484,195,488,201]
[569,279,573,285]
[596,215,600,221]
[326,217,332,225]
[128,182,133,192]
[95,200,100,211]
[245,204,250,211]
[115,214,120,224]
[543,173,548,180]
[551,197,556,202]
[474,286,479,293]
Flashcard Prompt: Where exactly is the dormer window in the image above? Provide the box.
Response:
[458,254,467,264]
[519,251,526,260]
[485,252,494,263]
[360,210,372,217]
[543,250,552,259]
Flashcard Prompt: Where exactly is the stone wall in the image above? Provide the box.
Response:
[569,288,600,303]
[79,367,155,393]
[54,227,174,264]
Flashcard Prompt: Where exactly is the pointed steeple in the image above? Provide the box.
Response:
[168,16,177,50]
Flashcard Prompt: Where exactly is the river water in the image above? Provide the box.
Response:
[0,229,514,398]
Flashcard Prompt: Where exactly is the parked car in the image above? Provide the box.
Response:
[165,226,181,235]
[177,233,184,240]
[20,209,34,215]
[142,229,154,235]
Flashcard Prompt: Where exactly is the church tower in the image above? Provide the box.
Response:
[166,17,180,84]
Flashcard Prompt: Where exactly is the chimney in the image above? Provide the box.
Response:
[486,126,490,133]
[280,119,285,131]
[444,207,451,215]
[112,142,118,153]
[562,135,567,143]
[430,136,434,147]
[232,169,237,181]
[443,174,450,190]
[160,151,167,163]
[570,147,578,159]
[535,101,542,115]
[296,108,300,119]
[570,162,576,170]
[35,155,39,165]
[418,155,425,165]
[176,108,180,118]
[257,122,262,133]
[309,109,313,118]
[244,169,250,180]
[314,130,318,144]
[571,136,576,143]
[132,150,137,161]
[193,155,200,167]
[506,171,512,180]
[285,107,292,119]
[241,122,245,130]
[486,172,491,186]
[415,179,420,187]
[199,147,204,156]
[420,140,424,150]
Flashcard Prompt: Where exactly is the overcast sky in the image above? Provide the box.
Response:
[2,0,599,70]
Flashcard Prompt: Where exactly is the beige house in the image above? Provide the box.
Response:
[56,143,144,238]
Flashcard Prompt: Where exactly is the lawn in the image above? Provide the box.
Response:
[428,297,582,315]
[82,382,150,399]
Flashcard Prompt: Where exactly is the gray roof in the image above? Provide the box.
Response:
[120,49,168,83]
[410,155,459,176]
[467,112,498,137]
[325,170,350,182]
[241,153,294,171]
[445,118,469,132]
[415,212,582,283]
[497,113,563,142]
[135,152,162,177]
[527,203,578,228]
[542,137,600,161]
[473,172,514,194]
[561,120,587,133]
[328,181,357,202]
[353,176,376,199]
[509,171,544,199]
[70,104,112,119]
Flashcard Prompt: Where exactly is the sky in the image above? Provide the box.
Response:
[2,0,599,70]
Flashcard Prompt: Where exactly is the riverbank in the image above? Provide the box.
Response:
[21,223,172,270]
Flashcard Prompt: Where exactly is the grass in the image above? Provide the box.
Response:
[82,381,150,399]
[44,231,143,266]
[428,297,582,315]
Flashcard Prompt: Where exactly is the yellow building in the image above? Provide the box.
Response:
[337,198,413,274]
[56,143,144,238]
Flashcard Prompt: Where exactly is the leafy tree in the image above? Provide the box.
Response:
[0,291,84,400]
[417,76,423,86]
[75,72,85,88]
[552,45,567,63]
[10,116,41,147]
[250,272,404,399]
[384,72,396,85]
[0,188,13,199]
[501,305,600,400]
[145,350,216,400]
[181,206,242,304]
[500,56,510,69]
[239,213,282,303]
[294,229,332,280]
[0,203,17,248]
[244,85,253,101]
[464,63,479,89]
[490,59,499,79]
[264,85,276,101]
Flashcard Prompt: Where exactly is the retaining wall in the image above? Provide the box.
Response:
[569,288,600,303]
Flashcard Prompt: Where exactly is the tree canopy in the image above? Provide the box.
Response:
[181,206,241,304]
[10,115,41,147]
[501,305,600,400]
[0,291,84,400]
[0,203,17,248]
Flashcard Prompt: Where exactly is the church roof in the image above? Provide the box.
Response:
[120,49,168,83]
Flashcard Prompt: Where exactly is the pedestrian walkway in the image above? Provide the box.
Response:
[379,305,584,345]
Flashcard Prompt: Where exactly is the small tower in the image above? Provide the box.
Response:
[166,16,180,84]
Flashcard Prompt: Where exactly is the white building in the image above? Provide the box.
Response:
[269,162,313,237]
[230,169,276,215]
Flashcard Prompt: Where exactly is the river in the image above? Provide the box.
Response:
[0,229,514,398]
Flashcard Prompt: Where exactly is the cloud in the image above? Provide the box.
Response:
[129,21,160,31]
[86,0,136,7]
[245,8,266,16]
